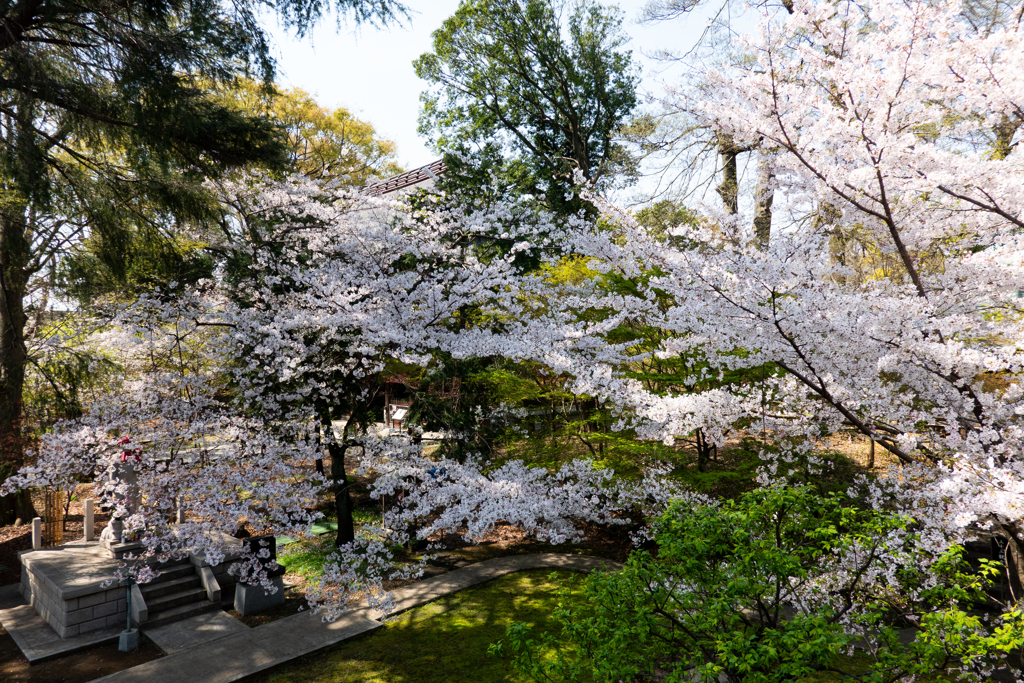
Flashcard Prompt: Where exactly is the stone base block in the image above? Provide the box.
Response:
[233,577,285,616]
[20,542,128,639]
[118,628,139,652]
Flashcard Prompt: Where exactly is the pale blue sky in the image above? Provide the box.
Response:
[261,1,725,170]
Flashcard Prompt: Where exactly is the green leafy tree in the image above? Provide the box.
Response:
[415,0,639,215]
[494,486,1024,682]
[403,0,641,462]
[223,81,404,185]
[61,83,405,304]
[634,199,702,245]
[0,0,404,524]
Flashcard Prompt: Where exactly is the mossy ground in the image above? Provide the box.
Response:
[241,564,1012,683]
[243,569,575,683]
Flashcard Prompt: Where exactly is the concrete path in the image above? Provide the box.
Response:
[144,611,251,655]
[92,553,622,683]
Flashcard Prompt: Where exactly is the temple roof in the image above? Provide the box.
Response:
[362,159,447,196]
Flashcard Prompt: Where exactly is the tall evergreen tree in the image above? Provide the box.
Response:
[0,0,404,524]
[415,0,639,216]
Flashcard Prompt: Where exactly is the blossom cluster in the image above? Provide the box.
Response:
[2,0,1022,625]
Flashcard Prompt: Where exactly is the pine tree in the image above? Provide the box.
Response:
[0,0,404,524]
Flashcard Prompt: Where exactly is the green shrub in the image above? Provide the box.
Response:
[492,486,1024,682]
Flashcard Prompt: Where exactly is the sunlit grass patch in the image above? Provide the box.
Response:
[277,534,337,581]
[244,569,579,683]
[278,507,391,581]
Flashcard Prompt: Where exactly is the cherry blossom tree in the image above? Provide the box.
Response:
[1,4,1022,661]
[0,176,682,612]
[489,0,1024,596]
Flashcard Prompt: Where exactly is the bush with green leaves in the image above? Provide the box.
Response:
[492,486,1024,682]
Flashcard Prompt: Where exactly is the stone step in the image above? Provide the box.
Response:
[145,587,210,613]
[130,563,195,587]
[146,556,195,570]
[151,563,197,582]
[106,540,146,560]
[141,574,201,599]
[143,600,221,630]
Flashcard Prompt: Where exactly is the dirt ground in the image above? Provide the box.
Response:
[825,431,903,470]
[0,629,163,683]
[0,484,112,586]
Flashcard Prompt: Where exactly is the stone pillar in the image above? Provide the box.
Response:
[31,517,42,550]
[234,535,286,615]
[84,499,95,541]
[176,498,185,525]
[122,461,140,519]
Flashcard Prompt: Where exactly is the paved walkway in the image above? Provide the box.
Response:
[92,553,623,683]
[144,611,250,655]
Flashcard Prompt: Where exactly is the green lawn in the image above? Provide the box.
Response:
[276,534,338,580]
[243,565,1008,683]
[277,508,390,580]
[244,569,577,683]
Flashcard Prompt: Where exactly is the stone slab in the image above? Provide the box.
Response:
[0,587,120,663]
[188,532,243,568]
[92,610,383,683]
[19,540,120,600]
[144,610,250,654]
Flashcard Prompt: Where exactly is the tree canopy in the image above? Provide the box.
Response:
[1,2,1023,680]
[0,0,405,523]
[222,81,404,185]
[415,0,639,213]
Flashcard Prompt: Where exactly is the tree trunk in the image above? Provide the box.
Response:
[716,133,740,217]
[331,439,356,547]
[0,207,36,524]
[816,201,856,284]
[991,114,1020,161]
[1001,521,1024,606]
[316,407,355,547]
[752,153,775,246]
[313,423,324,476]
[695,428,710,472]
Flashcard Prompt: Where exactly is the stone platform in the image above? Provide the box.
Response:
[8,532,267,662]
[0,583,122,663]
[18,540,128,639]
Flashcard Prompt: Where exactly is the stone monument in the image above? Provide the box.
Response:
[99,456,143,558]
[234,535,287,616]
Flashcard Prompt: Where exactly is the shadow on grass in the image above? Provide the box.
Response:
[242,569,579,683]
